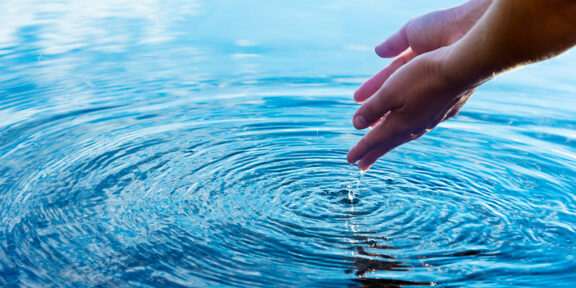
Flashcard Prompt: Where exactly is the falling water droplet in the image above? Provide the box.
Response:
[348,170,365,201]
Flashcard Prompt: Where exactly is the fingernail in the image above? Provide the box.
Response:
[353,115,367,129]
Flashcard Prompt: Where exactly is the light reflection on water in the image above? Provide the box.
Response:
[1,0,576,287]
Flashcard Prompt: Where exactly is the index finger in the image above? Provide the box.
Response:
[375,23,410,58]
[354,49,417,103]
[347,114,409,170]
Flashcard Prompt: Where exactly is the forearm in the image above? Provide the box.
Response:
[445,0,576,87]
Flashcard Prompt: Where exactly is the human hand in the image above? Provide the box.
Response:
[348,0,576,171]
[347,0,493,171]
[347,48,476,171]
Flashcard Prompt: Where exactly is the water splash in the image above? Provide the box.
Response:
[348,170,365,201]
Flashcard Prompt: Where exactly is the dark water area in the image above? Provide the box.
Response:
[1,0,576,287]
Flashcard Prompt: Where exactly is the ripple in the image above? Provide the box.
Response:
[2,1,576,283]
[1,82,576,287]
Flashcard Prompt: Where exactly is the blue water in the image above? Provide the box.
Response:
[2,0,576,287]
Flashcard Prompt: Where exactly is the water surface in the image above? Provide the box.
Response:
[1,0,576,287]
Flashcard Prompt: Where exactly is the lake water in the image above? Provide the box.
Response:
[1,0,576,287]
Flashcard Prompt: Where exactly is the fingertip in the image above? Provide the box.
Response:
[347,149,360,166]
[375,25,409,58]
[353,115,368,130]
[353,89,364,103]
[375,44,390,58]
[357,160,373,172]
[348,152,369,171]
[346,151,355,165]
[376,43,407,58]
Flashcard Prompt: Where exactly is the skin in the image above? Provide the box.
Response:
[348,0,576,171]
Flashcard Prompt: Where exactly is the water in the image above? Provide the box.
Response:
[348,171,364,202]
[1,0,576,287]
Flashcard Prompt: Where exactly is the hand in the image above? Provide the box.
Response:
[347,0,492,171]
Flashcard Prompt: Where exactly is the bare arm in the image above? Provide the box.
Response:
[446,0,576,84]
[348,0,576,171]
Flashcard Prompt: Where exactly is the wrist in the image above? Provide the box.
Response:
[444,0,576,89]
[437,45,489,92]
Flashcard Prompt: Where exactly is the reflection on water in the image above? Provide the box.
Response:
[353,278,434,288]
[345,190,434,287]
[2,0,576,287]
